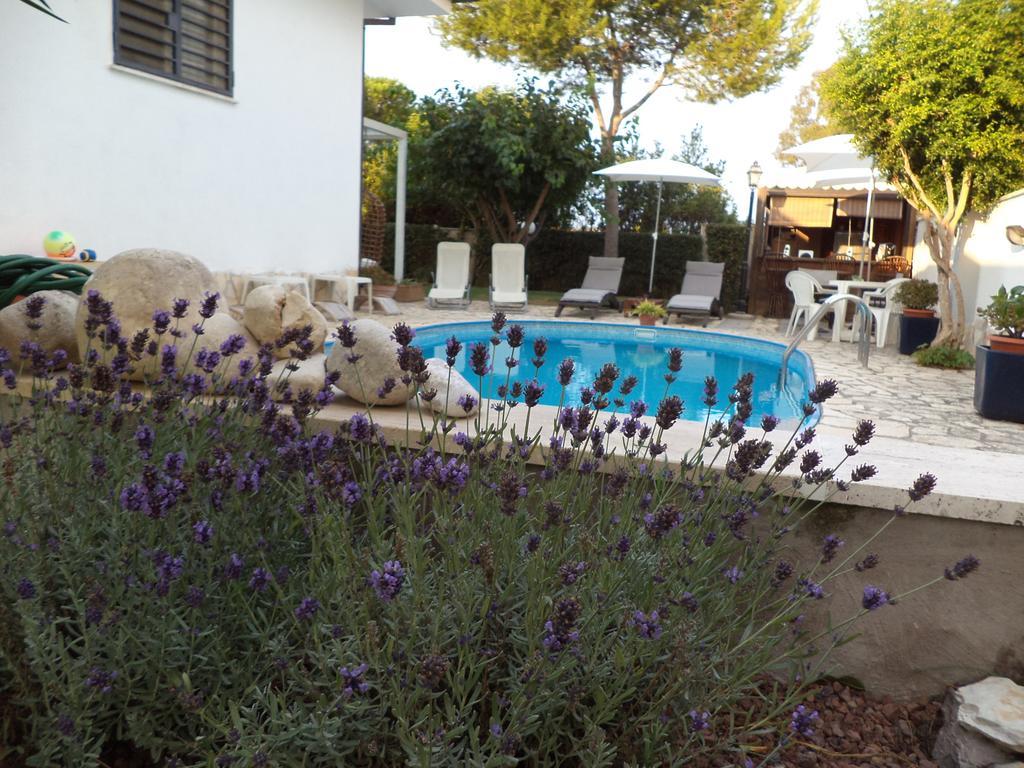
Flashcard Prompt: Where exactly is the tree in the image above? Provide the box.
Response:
[617,124,736,235]
[822,0,1024,349]
[362,77,417,212]
[439,0,815,258]
[776,70,837,165]
[413,81,597,244]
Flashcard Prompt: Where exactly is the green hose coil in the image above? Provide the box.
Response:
[0,255,93,309]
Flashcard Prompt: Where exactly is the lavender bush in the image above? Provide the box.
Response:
[0,295,978,766]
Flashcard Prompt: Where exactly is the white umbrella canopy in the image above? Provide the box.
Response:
[594,158,722,293]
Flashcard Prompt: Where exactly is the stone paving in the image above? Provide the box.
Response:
[351,299,1024,455]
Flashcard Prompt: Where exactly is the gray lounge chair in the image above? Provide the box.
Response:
[665,261,724,326]
[555,257,625,318]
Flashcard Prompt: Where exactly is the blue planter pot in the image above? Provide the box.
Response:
[974,344,1024,423]
[898,314,940,355]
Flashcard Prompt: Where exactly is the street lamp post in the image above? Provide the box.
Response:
[741,161,763,313]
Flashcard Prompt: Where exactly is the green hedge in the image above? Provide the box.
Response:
[383,223,748,311]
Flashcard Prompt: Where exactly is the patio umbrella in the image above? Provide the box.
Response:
[785,135,878,278]
[594,158,722,294]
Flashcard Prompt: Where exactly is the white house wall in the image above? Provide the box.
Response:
[0,0,365,276]
[912,189,1024,321]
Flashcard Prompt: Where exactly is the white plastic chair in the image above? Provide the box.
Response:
[784,271,830,339]
[489,243,527,310]
[855,277,910,348]
[427,242,472,309]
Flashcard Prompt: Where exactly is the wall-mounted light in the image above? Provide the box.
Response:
[1007,225,1024,246]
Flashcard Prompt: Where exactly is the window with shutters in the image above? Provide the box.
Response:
[113,0,233,96]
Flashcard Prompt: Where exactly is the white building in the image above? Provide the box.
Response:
[0,0,446,277]
[912,188,1024,322]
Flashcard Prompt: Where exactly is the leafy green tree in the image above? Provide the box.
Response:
[822,0,1024,348]
[617,125,736,235]
[776,69,837,165]
[440,0,815,257]
[413,81,597,244]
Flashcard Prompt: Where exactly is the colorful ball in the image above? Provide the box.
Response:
[79,248,97,262]
[43,230,77,260]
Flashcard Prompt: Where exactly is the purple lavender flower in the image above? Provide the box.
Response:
[908,472,937,502]
[171,298,190,319]
[629,610,662,639]
[851,464,877,482]
[336,321,357,348]
[134,424,155,458]
[457,393,477,414]
[945,555,980,580]
[790,705,819,738]
[199,292,220,319]
[689,710,710,732]
[655,396,684,430]
[761,414,780,432]
[445,336,462,367]
[523,380,544,407]
[369,560,405,601]
[340,663,370,698]
[294,597,320,621]
[799,578,824,600]
[821,534,844,563]
[376,377,397,399]
[348,413,372,441]
[152,309,171,335]
[469,343,490,377]
[774,560,794,584]
[542,597,581,653]
[861,585,889,611]
[852,419,875,447]
[808,379,839,404]
[506,324,525,349]
[643,505,682,540]
[532,337,547,368]
[559,561,587,586]
[391,323,415,347]
[855,554,879,572]
[248,568,271,593]
[185,586,205,608]
[85,667,118,694]
[724,566,742,584]
[225,553,244,581]
[219,334,247,357]
[193,520,213,545]
[491,312,507,333]
[341,481,362,507]
[16,578,36,600]
[556,358,575,386]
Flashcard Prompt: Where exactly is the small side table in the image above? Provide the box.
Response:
[345,276,373,314]
[310,274,373,314]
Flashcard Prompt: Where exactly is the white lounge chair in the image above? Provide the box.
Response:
[489,243,528,311]
[555,256,625,319]
[427,242,472,309]
[664,261,725,326]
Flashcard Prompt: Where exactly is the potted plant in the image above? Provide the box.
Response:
[394,277,426,303]
[632,299,666,327]
[360,264,397,301]
[895,279,940,354]
[979,284,1024,354]
[975,285,1024,423]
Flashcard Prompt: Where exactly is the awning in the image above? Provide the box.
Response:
[768,196,834,228]
[836,197,903,220]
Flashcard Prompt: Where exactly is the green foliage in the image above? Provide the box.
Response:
[895,279,939,311]
[0,293,966,765]
[776,69,838,165]
[632,299,667,318]
[912,345,976,370]
[362,78,419,209]
[705,223,749,315]
[822,0,1024,216]
[413,81,597,243]
[979,284,1024,338]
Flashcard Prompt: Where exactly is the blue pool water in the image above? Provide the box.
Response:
[414,321,817,425]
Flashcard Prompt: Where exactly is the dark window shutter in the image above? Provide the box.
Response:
[114,0,233,96]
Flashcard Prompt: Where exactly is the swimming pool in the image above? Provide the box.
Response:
[413,321,817,425]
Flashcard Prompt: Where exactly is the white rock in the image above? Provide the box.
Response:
[74,248,214,380]
[955,677,1024,752]
[243,285,327,359]
[423,357,479,416]
[0,290,80,367]
[325,319,411,406]
[268,355,332,402]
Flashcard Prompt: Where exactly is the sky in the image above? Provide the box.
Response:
[364,0,871,218]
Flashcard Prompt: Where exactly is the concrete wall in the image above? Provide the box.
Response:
[912,189,1024,322]
[0,0,365,275]
[796,504,1024,701]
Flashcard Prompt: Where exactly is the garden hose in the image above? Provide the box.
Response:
[0,255,93,309]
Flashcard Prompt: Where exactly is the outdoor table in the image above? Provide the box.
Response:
[827,279,889,342]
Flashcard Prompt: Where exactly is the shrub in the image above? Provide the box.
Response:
[631,299,667,318]
[0,296,978,766]
[912,345,976,369]
[362,264,397,286]
[978,284,1024,338]
[895,279,938,311]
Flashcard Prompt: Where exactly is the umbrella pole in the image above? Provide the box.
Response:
[861,175,875,280]
[649,180,663,295]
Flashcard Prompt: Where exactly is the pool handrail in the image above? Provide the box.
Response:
[779,294,873,387]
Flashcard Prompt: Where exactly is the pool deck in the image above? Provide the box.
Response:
[338,300,1024,526]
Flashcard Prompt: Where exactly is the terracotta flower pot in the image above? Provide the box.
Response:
[372,284,398,300]
[902,308,936,318]
[989,334,1024,355]
[394,283,425,302]
[638,315,658,326]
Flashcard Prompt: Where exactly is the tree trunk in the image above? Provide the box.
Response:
[600,134,619,259]
[923,218,968,349]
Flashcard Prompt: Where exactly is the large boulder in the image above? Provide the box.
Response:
[242,285,327,360]
[268,355,333,403]
[0,290,80,367]
[424,357,479,416]
[186,313,260,380]
[74,249,214,380]
[934,678,1024,768]
[326,319,411,406]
